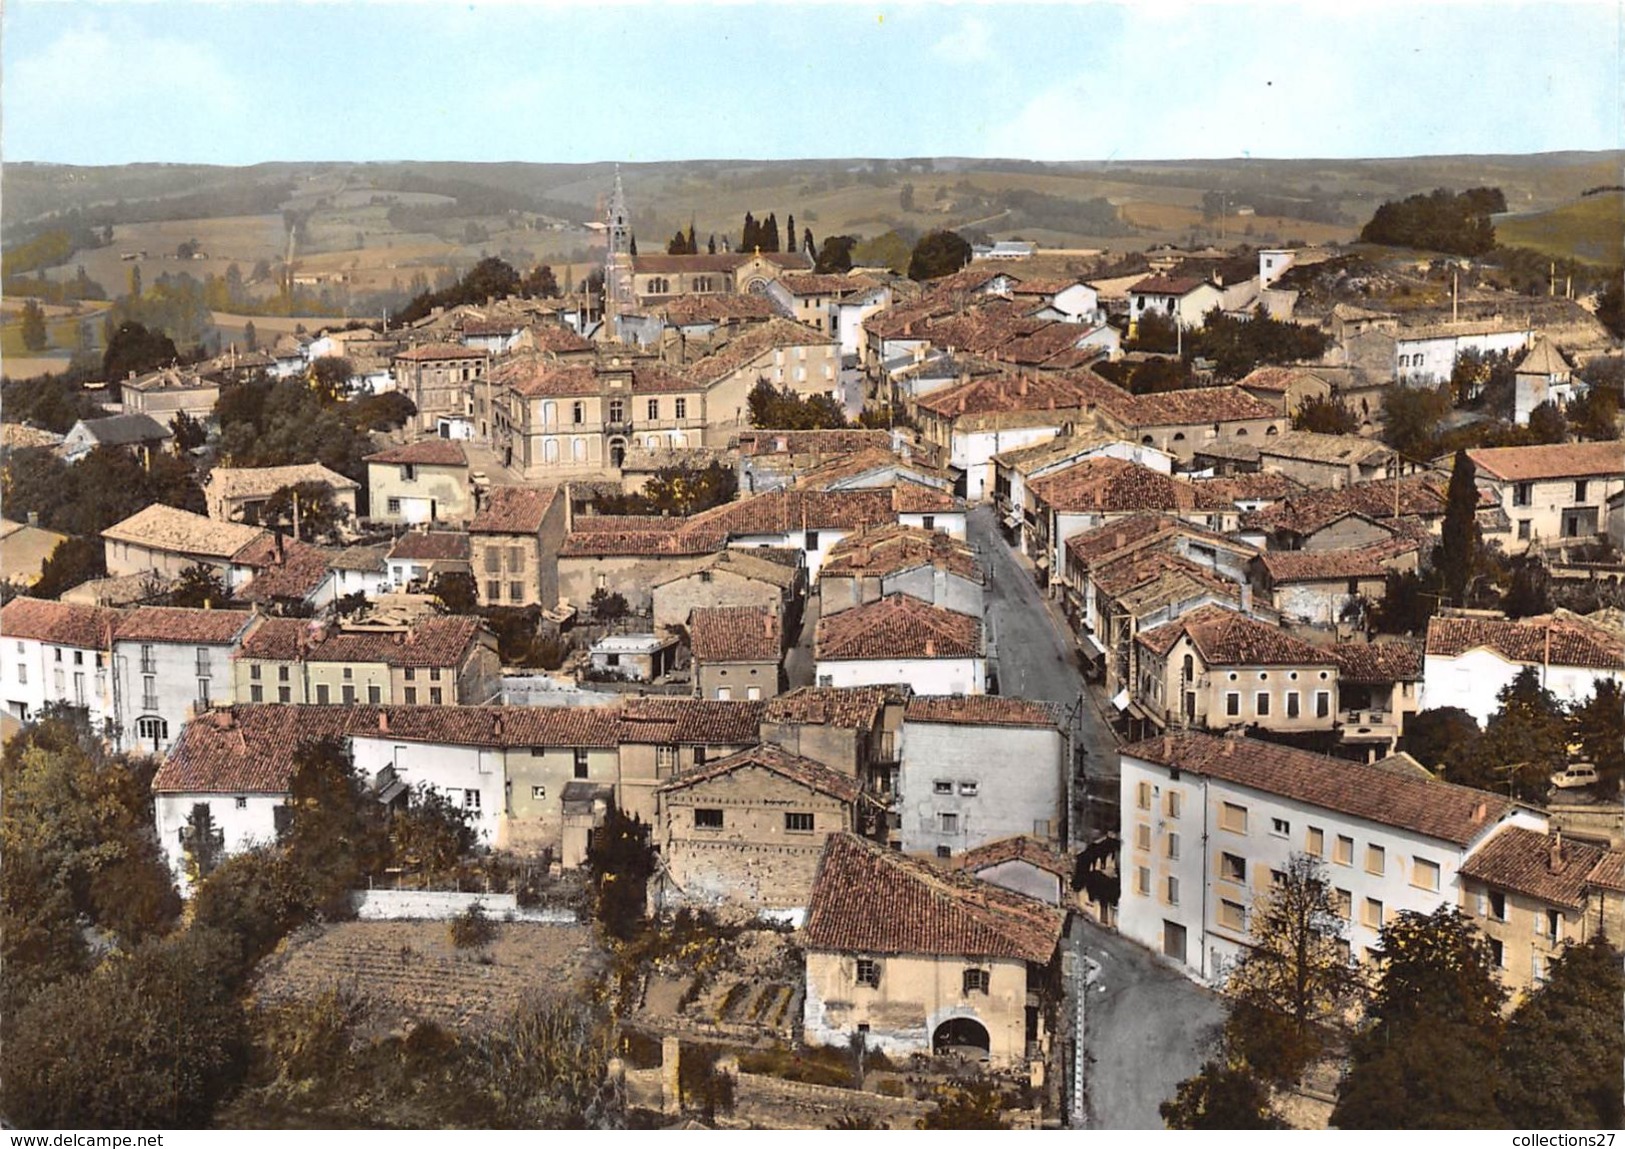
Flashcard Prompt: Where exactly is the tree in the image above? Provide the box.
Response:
[19,298,48,351]
[1566,679,1625,794]
[390,783,477,874]
[31,535,108,600]
[1498,555,1552,618]
[1496,937,1625,1129]
[784,214,795,252]
[761,213,780,253]
[449,901,498,949]
[1399,707,1478,771]
[242,319,257,351]
[520,263,559,298]
[429,570,480,614]
[1437,449,1480,607]
[170,563,232,609]
[916,1080,1008,1129]
[1222,854,1361,1084]
[308,356,354,403]
[1379,383,1452,461]
[899,183,915,212]
[803,227,815,257]
[741,212,759,252]
[589,588,628,622]
[814,235,858,275]
[908,230,972,281]
[1443,668,1566,799]
[852,231,912,275]
[170,409,208,452]
[188,847,316,977]
[707,233,717,255]
[584,805,655,942]
[1161,1060,1284,1129]
[261,482,344,542]
[685,222,698,255]
[184,801,225,884]
[1525,400,1567,444]
[279,738,390,918]
[473,996,623,1128]
[1358,187,1502,256]
[639,461,738,516]
[1596,278,1624,340]
[103,319,177,378]
[747,379,848,430]
[1188,309,1331,381]
[1332,907,1505,1129]
[1291,395,1360,435]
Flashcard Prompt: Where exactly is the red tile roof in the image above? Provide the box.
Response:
[0,597,123,648]
[235,615,486,668]
[618,697,767,745]
[631,365,700,394]
[731,429,893,457]
[1128,386,1279,426]
[1424,614,1625,671]
[394,343,487,362]
[658,742,861,804]
[822,525,980,581]
[815,594,982,661]
[387,531,471,563]
[690,606,782,664]
[916,369,1123,422]
[1129,275,1209,296]
[1325,641,1424,684]
[365,441,468,467]
[905,695,1058,728]
[1459,827,1610,909]
[1257,539,1420,584]
[949,835,1072,880]
[1063,512,1255,571]
[1124,732,1520,847]
[490,358,600,398]
[234,537,338,604]
[801,834,1066,963]
[660,294,781,326]
[1135,604,1336,665]
[1030,457,1184,514]
[471,486,560,535]
[112,607,254,645]
[761,685,902,729]
[1242,475,1486,537]
[525,325,594,354]
[688,319,834,387]
[1466,442,1624,483]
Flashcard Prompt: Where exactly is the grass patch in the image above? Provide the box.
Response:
[1496,193,1625,266]
[738,1042,854,1089]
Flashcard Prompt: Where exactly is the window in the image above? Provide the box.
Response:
[572,401,585,425]
[1225,692,1240,717]
[1265,818,1289,839]
[1514,482,1532,507]
[804,530,820,551]
[343,667,353,681]
[1518,520,1532,541]
[429,688,443,705]
[509,581,523,602]
[1489,937,1505,968]
[250,684,264,703]
[1334,835,1354,866]
[404,687,417,704]
[962,968,990,995]
[939,812,959,834]
[195,648,211,676]
[1166,791,1183,819]
[1166,832,1180,860]
[785,812,814,833]
[1270,868,1286,887]
[675,397,687,419]
[463,790,480,811]
[279,665,290,681]
[1366,844,1385,875]
[1134,823,1151,851]
[1532,953,1546,984]
[935,780,954,795]
[1488,891,1507,921]
[485,549,502,574]
[694,808,723,829]
[14,665,23,685]
[1220,853,1246,883]
[647,398,659,420]
[316,683,330,705]
[574,748,590,779]
[1135,866,1151,896]
[1255,692,1270,717]
[1575,479,1589,501]
[958,781,978,796]
[1315,691,1331,718]
[235,796,248,810]
[531,785,547,800]
[1218,899,1246,930]
[1219,802,1248,834]
[400,463,417,482]
[141,675,158,711]
[430,668,442,681]
[368,685,381,704]
[937,845,952,858]
[608,398,624,423]
[855,958,881,987]
[278,686,291,703]
[342,684,355,704]
[1362,897,1384,928]
[1306,826,1325,857]
[1286,691,1300,719]
[135,716,168,744]
[1166,876,1180,905]
[1537,908,1562,939]
[487,579,501,601]
[139,644,155,674]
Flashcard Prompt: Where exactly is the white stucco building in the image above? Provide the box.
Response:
[110,607,258,756]
[814,594,986,696]
[1421,613,1625,726]
[0,597,119,727]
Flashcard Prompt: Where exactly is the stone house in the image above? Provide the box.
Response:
[385,530,471,591]
[1512,338,1577,426]
[1324,641,1425,761]
[1235,365,1334,417]
[686,318,840,442]
[689,605,783,701]
[800,833,1066,1067]
[819,525,984,618]
[469,485,566,609]
[101,504,268,590]
[1253,539,1422,628]
[1256,431,1396,491]
[364,440,472,525]
[614,697,767,826]
[815,594,986,696]
[949,835,1074,907]
[1394,320,1531,387]
[203,463,360,526]
[993,433,1174,561]
[1465,441,1624,550]
[110,607,257,756]
[391,343,489,434]
[117,366,220,423]
[759,685,907,795]
[1126,275,1224,331]
[653,743,866,920]
[1112,387,1286,465]
[650,549,803,630]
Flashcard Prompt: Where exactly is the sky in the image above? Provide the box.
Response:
[2,1,1619,166]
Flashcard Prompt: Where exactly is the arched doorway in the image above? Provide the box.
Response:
[933,1016,990,1059]
[609,437,627,468]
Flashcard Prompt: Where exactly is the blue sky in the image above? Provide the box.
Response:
[3,1,1619,165]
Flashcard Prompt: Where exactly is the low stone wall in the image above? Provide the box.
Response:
[730,1071,932,1130]
[350,889,576,923]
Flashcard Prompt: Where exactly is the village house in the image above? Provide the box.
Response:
[1253,538,1422,628]
[993,433,1175,560]
[588,633,680,682]
[1118,732,1547,984]
[1420,612,1625,726]
[469,485,567,609]
[1113,387,1286,465]
[793,444,956,497]
[61,412,174,465]
[118,365,221,425]
[0,597,119,726]
[203,463,360,526]
[1256,431,1396,490]
[949,835,1075,907]
[686,318,840,442]
[326,544,391,604]
[391,343,489,434]
[689,605,783,701]
[653,743,866,921]
[814,594,986,696]
[231,615,500,707]
[110,607,257,756]
[649,548,804,630]
[0,516,70,589]
[1457,827,1625,1001]
[800,833,1066,1067]
[819,525,984,618]
[231,535,340,615]
[1234,365,1335,418]
[1394,319,1532,387]
[1237,474,1491,553]
[896,695,1067,857]
[1464,441,1624,550]
[1126,275,1224,331]
[758,684,907,788]
[364,440,473,525]
[1512,338,1579,425]
[385,530,470,591]
[762,272,884,338]
[1324,641,1425,761]
[614,697,767,826]
[733,428,897,493]
[101,504,268,591]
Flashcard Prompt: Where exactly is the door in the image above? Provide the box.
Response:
[1163,920,1187,963]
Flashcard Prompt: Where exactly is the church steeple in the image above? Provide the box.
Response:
[607,167,630,259]
[603,166,635,332]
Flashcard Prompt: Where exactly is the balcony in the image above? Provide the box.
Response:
[1338,709,1400,743]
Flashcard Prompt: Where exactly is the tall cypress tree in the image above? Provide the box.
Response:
[741,212,758,252]
[1438,448,1481,607]
[804,227,816,257]
[762,213,780,253]
[686,221,698,255]
[707,233,717,255]
[786,213,796,254]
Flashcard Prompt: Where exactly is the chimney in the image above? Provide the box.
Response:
[27,511,39,528]
[1549,830,1564,873]
[1222,739,1234,757]
[924,638,936,657]
[1113,530,1125,550]
[378,711,389,734]
[1471,801,1487,824]
[763,612,774,638]
[1162,735,1172,758]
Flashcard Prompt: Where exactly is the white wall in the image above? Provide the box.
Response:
[897,510,968,540]
[1422,649,1625,726]
[817,656,986,696]
[898,721,1064,855]
[112,638,235,756]
[956,425,1060,502]
[0,637,111,727]
[156,791,284,893]
[350,735,504,844]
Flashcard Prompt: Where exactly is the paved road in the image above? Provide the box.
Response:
[1076,916,1227,1129]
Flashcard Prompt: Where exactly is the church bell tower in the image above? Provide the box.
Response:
[604,168,635,332]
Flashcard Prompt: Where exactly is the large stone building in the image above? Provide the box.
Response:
[469,485,567,609]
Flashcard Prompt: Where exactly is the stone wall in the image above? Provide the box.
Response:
[728,1071,932,1130]
[350,888,576,923]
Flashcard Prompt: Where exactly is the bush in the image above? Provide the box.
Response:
[449,902,497,949]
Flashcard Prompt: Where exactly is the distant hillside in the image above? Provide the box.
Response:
[1495,191,1625,267]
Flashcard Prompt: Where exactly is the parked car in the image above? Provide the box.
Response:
[1551,763,1599,790]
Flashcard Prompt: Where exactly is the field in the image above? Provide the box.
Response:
[1495,191,1625,266]
[253,919,607,1035]
[0,299,111,364]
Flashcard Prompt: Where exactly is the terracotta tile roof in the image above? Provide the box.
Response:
[822,525,980,582]
[905,695,1058,728]
[657,742,861,804]
[102,504,268,559]
[559,519,707,558]
[949,835,1072,880]
[1135,604,1335,664]
[394,342,486,362]
[762,685,902,729]
[1125,732,1520,847]
[659,294,780,325]
[1325,640,1424,684]
[1235,366,1328,394]
[360,704,623,749]
[731,429,892,457]
[1585,850,1625,893]
[1187,473,1303,508]
[1259,431,1394,466]
[1466,442,1623,483]
[236,539,338,604]
[993,431,1129,473]
[524,325,594,353]
[490,357,600,398]
[1064,512,1255,572]
[618,697,767,745]
[815,594,982,661]
[1460,827,1609,909]
[778,273,880,298]
[235,615,485,668]
[688,318,834,387]
[792,447,953,492]
[690,605,782,664]
[562,489,902,558]
[631,253,756,275]
[1515,338,1572,375]
[916,369,1123,423]
[329,544,388,573]
[109,606,250,646]
[1241,475,1469,537]
[0,597,123,648]
[630,365,699,394]
[387,531,470,563]
[1257,538,1422,583]
[471,486,560,535]
[1129,274,1209,296]
[648,549,801,592]
[205,463,359,501]
[890,484,961,513]
[1030,457,1185,514]
[1128,386,1279,426]
[1092,549,1232,602]
[801,834,1066,963]
[1424,614,1625,671]
[364,440,467,467]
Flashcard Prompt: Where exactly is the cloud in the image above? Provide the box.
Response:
[931,14,991,62]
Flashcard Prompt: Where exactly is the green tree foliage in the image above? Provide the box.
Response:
[242,319,258,351]
[917,1080,1009,1129]
[741,212,759,252]
[899,183,915,212]
[1380,383,1453,460]
[1332,907,1506,1129]
[308,356,355,403]
[747,379,848,430]
[391,783,477,874]
[667,230,690,255]
[1095,354,1193,394]
[0,372,109,433]
[1593,277,1623,340]
[1449,348,1516,407]
[1398,706,1478,771]
[908,230,972,281]
[1437,449,1481,607]
[1525,399,1568,444]
[188,848,316,978]
[349,389,419,432]
[213,375,375,481]
[1498,555,1552,619]
[1,928,249,1129]
[803,227,816,257]
[585,805,656,942]
[1567,383,1620,441]
[589,588,629,622]
[19,298,48,351]
[1187,309,1330,381]
[170,409,208,452]
[852,230,913,275]
[761,213,781,253]
[472,996,623,1128]
[1443,668,1565,799]
[814,235,858,274]
[1222,855,1361,1084]
[1161,1060,1284,1129]
[1358,187,1504,256]
[520,263,559,298]
[394,257,522,325]
[596,461,738,517]
[31,534,108,600]
[448,902,498,949]
[261,481,344,541]
[427,569,479,613]
[279,738,390,919]
[103,319,178,378]
[1566,679,1625,793]
[1496,937,1625,1129]
[170,562,233,609]
[184,801,226,885]
[1291,395,1360,435]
